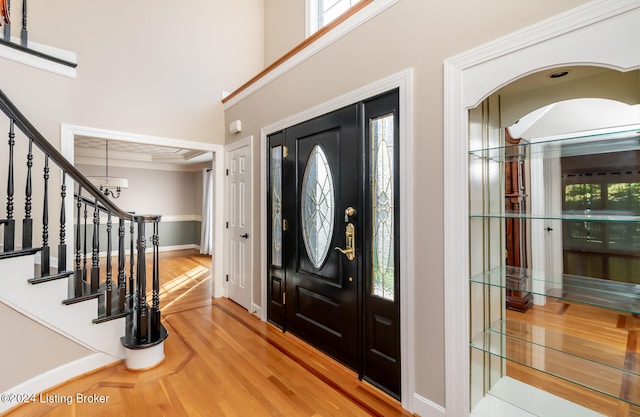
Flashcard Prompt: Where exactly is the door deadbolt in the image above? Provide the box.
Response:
[344,206,356,222]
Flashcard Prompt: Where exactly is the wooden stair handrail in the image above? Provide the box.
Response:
[221,0,372,105]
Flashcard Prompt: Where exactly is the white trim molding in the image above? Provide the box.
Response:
[444,1,640,416]
[0,353,119,413]
[224,0,400,109]
[60,123,225,301]
[0,38,77,78]
[159,214,202,222]
[259,68,415,411]
[414,393,446,417]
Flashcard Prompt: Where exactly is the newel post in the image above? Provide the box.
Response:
[150,219,161,339]
[121,215,167,371]
[134,217,149,343]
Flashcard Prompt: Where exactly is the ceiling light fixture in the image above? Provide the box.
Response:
[548,70,570,79]
[88,140,128,198]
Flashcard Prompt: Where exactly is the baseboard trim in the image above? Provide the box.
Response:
[0,353,119,413]
[250,302,263,320]
[414,393,446,417]
[158,244,200,253]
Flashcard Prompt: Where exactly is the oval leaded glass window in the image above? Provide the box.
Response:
[301,145,335,269]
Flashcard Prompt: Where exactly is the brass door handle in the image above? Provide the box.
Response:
[335,223,355,261]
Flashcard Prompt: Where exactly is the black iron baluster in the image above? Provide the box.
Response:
[151,219,161,339]
[4,119,15,252]
[129,218,134,306]
[40,155,50,276]
[105,212,112,316]
[74,187,83,297]
[2,0,9,41]
[83,201,88,284]
[20,0,26,47]
[22,137,32,249]
[58,172,66,272]
[135,218,148,343]
[91,199,99,292]
[118,218,126,312]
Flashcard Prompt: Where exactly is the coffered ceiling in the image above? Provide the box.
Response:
[74,136,213,172]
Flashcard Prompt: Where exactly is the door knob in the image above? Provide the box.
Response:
[240,233,249,239]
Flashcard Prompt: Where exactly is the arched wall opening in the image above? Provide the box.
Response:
[444,3,640,416]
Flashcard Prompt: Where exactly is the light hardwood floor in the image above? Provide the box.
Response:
[2,250,411,417]
[10,250,636,416]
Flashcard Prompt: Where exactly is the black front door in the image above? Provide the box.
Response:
[267,90,400,398]
[284,104,360,368]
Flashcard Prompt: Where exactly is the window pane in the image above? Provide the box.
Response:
[301,145,335,269]
[607,182,640,213]
[271,146,283,267]
[371,114,395,301]
[312,0,360,33]
[563,183,601,210]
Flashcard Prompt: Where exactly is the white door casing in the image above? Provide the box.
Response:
[226,137,253,311]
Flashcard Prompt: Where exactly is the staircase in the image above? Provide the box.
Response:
[0,88,167,412]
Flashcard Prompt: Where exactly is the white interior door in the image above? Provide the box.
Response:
[226,142,251,310]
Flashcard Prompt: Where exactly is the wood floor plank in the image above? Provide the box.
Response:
[12,249,640,416]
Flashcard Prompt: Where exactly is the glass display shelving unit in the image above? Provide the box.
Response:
[469,126,640,416]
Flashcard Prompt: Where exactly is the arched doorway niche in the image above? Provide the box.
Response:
[444,2,640,416]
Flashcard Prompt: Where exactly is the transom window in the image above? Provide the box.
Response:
[307,0,361,35]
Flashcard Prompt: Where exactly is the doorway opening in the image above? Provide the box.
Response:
[61,124,225,300]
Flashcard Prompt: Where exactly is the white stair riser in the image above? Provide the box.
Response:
[0,254,126,359]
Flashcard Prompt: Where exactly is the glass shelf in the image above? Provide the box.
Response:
[487,319,640,376]
[469,210,640,223]
[470,266,640,314]
[469,127,640,162]
[470,323,640,406]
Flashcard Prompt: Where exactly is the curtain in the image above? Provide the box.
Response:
[200,168,214,255]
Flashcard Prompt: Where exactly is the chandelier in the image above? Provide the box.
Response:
[88,140,128,198]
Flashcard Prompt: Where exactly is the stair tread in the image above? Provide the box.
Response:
[0,247,41,260]
[62,275,103,305]
[28,270,73,285]
[93,288,130,324]
[62,271,131,324]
